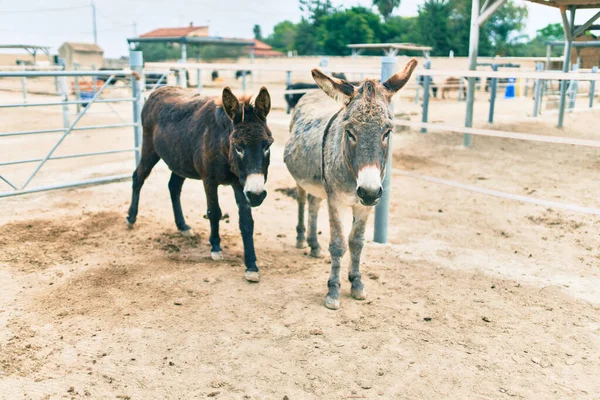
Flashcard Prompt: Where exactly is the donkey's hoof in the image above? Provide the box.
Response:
[125,218,135,230]
[211,251,222,261]
[325,296,340,310]
[180,228,195,238]
[351,287,367,300]
[296,240,307,249]
[309,248,322,258]
[244,271,260,283]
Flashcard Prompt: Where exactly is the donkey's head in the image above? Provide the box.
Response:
[311,58,418,206]
[222,86,274,207]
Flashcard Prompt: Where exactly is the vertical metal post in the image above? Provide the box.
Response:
[568,63,578,110]
[421,59,431,133]
[130,51,144,166]
[73,61,81,114]
[242,71,247,93]
[533,63,543,117]
[285,71,292,86]
[197,68,202,94]
[21,76,28,103]
[590,66,597,108]
[92,63,97,93]
[91,0,98,44]
[488,64,498,123]
[59,76,70,129]
[558,7,575,128]
[177,60,187,88]
[414,79,420,104]
[464,0,480,147]
[373,56,397,244]
[181,42,187,62]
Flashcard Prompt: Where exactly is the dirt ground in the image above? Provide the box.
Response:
[1,86,599,399]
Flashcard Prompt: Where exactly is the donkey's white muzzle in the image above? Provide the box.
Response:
[356,166,383,206]
[244,174,267,207]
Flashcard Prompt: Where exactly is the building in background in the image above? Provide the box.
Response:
[58,42,104,69]
[251,39,283,58]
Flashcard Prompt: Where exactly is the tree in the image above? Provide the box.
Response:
[417,0,453,56]
[319,7,381,55]
[372,0,401,21]
[265,21,298,52]
[536,23,564,41]
[253,24,263,41]
[481,0,528,56]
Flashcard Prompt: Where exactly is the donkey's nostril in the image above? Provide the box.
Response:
[376,186,383,198]
[356,187,366,198]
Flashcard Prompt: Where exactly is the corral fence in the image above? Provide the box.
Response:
[0,65,142,198]
[2,51,600,243]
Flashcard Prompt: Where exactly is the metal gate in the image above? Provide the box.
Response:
[0,68,142,198]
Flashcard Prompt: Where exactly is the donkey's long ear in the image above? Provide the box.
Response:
[311,69,356,105]
[222,87,240,121]
[383,58,418,96]
[254,86,271,121]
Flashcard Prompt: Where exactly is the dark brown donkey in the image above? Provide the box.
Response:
[126,86,274,282]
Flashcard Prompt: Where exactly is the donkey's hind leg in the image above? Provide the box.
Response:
[295,185,307,249]
[348,205,370,301]
[307,194,323,258]
[168,172,194,237]
[126,150,160,229]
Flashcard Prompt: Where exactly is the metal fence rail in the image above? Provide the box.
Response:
[0,65,141,198]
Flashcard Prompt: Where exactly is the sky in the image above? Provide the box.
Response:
[0,0,598,58]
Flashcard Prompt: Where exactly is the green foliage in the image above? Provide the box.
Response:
[253,24,263,41]
[260,0,554,58]
[265,21,298,52]
[372,0,401,21]
[135,43,181,62]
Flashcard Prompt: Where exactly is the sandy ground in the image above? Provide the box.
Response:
[1,87,599,399]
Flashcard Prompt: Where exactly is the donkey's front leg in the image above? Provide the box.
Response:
[232,182,260,282]
[348,205,370,301]
[203,181,222,260]
[325,195,346,310]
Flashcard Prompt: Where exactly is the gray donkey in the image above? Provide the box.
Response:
[284,58,418,309]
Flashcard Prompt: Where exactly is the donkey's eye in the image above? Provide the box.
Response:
[234,145,244,158]
[383,130,392,142]
[346,130,357,143]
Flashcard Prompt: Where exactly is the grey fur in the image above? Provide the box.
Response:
[284,58,418,309]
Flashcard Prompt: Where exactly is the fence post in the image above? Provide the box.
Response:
[414,78,420,104]
[533,63,543,117]
[130,51,144,166]
[73,61,82,114]
[590,66,597,108]
[285,71,292,114]
[373,56,396,244]
[57,58,70,129]
[488,64,498,123]
[241,71,247,93]
[21,76,28,103]
[92,63,97,93]
[568,64,578,110]
[197,68,202,94]
[421,59,431,133]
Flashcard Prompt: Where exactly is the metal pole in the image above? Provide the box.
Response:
[414,79,420,104]
[91,0,97,44]
[558,7,575,128]
[421,59,431,133]
[197,68,202,94]
[569,63,578,110]
[373,56,397,244]
[242,71,247,93]
[58,58,70,129]
[286,71,292,114]
[92,63,98,93]
[181,43,187,62]
[488,64,498,123]
[533,63,543,117]
[177,60,187,88]
[464,0,480,147]
[73,61,81,114]
[21,76,27,103]
[130,51,143,166]
[590,66,597,108]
